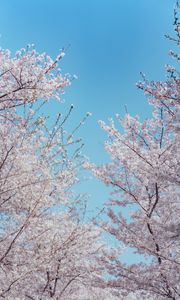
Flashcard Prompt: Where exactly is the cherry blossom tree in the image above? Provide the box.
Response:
[0,45,108,299]
[87,4,180,300]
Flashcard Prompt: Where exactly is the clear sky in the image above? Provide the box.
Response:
[0,0,175,226]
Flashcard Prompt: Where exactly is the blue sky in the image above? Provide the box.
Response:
[0,0,175,221]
